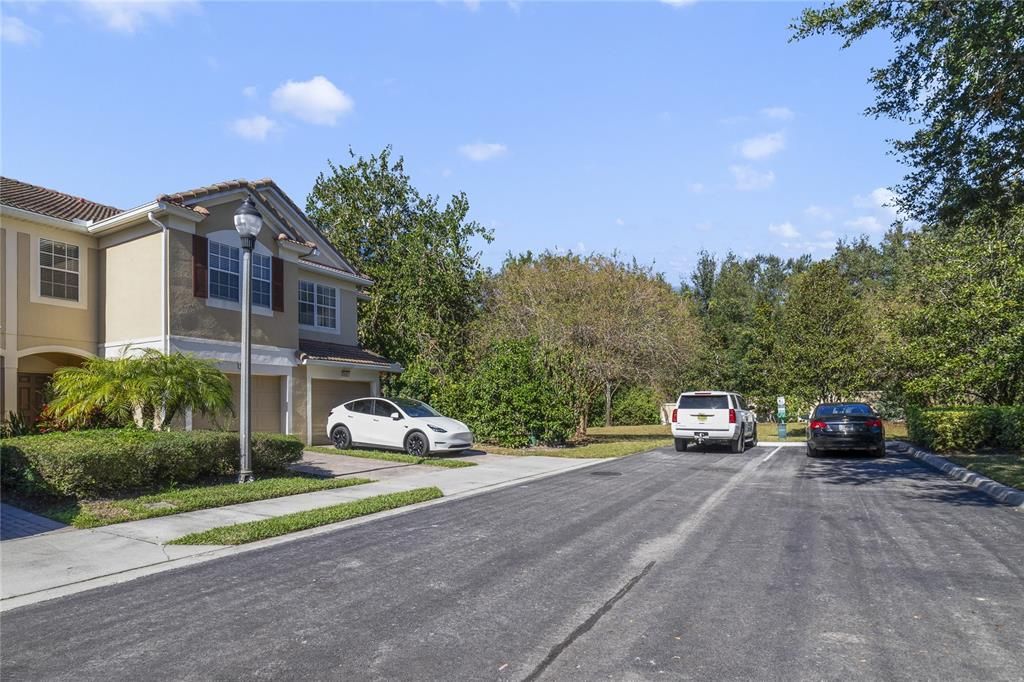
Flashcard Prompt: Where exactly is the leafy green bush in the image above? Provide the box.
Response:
[589,386,661,426]
[437,338,575,447]
[907,406,1023,453]
[1,429,304,498]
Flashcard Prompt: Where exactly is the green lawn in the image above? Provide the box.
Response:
[9,475,372,529]
[306,446,477,468]
[943,452,1024,490]
[169,487,444,545]
[481,424,672,459]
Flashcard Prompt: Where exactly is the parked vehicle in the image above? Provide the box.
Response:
[806,402,885,458]
[327,397,474,457]
[670,391,757,452]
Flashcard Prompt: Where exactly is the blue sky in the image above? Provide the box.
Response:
[1,1,910,283]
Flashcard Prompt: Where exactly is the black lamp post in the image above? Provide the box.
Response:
[233,195,263,483]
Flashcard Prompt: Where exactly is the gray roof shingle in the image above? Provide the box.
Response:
[0,176,122,223]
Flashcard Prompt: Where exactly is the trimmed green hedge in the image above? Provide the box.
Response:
[906,406,1024,453]
[1,429,304,498]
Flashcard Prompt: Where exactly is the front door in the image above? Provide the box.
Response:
[371,399,407,449]
[17,373,51,425]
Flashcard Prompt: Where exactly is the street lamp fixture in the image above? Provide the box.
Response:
[234,195,263,483]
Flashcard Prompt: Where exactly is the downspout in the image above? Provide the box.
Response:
[147,212,169,354]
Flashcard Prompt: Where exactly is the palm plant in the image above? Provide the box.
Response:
[48,350,233,430]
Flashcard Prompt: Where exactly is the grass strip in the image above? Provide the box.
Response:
[27,475,373,529]
[169,487,444,545]
[307,446,476,468]
[943,452,1024,490]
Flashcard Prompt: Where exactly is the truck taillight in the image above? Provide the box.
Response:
[729,408,736,423]
[671,408,678,423]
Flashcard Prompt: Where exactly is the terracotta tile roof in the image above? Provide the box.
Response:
[296,339,398,370]
[158,178,365,279]
[0,176,122,223]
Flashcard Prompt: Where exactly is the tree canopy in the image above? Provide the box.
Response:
[792,0,1024,226]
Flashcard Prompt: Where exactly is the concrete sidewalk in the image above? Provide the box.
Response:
[0,451,603,609]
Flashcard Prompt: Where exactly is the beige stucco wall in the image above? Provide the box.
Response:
[292,364,308,442]
[1,226,6,353]
[9,217,100,356]
[169,197,360,350]
[168,229,298,349]
[104,228,164,345]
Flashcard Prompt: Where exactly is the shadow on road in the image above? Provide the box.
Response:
[798,452,1002,508]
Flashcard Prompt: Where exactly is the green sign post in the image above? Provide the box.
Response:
[777,396,787,440]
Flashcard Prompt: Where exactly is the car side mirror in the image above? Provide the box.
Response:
[391,412,402,420]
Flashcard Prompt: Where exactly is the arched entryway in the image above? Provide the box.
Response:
[12,349,91,425]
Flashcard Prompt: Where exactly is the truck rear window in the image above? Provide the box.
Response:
[678,395,729,409]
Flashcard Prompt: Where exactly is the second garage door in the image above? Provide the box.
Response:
[311,379,372,445]
[192,374,281,433]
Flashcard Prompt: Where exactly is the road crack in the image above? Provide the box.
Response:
[523,560,656,682]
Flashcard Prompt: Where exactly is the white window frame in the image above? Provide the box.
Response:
[251,252,272,309]
[208,240,240,303]
[202,230,274,316]
[298,279,339,333]
[30,235,88,310]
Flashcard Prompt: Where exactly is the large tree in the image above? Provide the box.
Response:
[778,261,876,404]
[890,208,1024,406]
[792,1,1024,226]
[485,252,697,437]
[306,147,493,379]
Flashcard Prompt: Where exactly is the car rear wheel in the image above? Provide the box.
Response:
[874,443,886,458]
[331,425,351,450]
[750,425,758,447]
[731,428,744,453]
[404,431,430,457]
[674,438,687,452]
[806,444,817,458]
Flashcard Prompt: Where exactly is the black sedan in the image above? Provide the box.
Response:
[806,402,886,458]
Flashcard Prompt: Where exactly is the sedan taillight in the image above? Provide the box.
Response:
[809,420,828,430]
[865,418,883,428]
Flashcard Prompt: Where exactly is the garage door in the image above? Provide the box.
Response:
[311,380,372,444]
[192,374,281,433]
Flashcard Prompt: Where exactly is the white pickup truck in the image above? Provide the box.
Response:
[670,391,757,452]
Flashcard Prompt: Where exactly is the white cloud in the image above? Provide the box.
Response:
[271,76,354,126]
[464,0,481,10]
[781,240,835,253]
[231,115,277,141]
[242,85,258,99]
[761,106,794,120]
[730,165,775,191]
[458,142,508,161]
[803,205,833,222]
[769,222,800,239]
[1,16,41,44]
[616,218,625,226]
[660,0,698,6]
[817,229,836,240]
[845,215,883,232]
[739,131,785,160]
[441,168,453,178]
[688,182,706,194]
[79,0,198,34]
[694,221,712,232]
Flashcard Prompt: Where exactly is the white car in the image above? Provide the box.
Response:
[326,397,474,456]
[670,390,757,452]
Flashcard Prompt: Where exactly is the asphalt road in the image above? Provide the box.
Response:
[3,444,1023,681]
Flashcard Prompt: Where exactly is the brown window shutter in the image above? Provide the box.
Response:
[271,256,284,312]
[193,234,208,298]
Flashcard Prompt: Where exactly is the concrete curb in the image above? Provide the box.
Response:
[893,442,1024,509]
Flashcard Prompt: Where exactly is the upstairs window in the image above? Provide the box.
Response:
[208,241,240,301]
[252,253,272,308]
[39,238,80,301]
[299,279,337,330]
